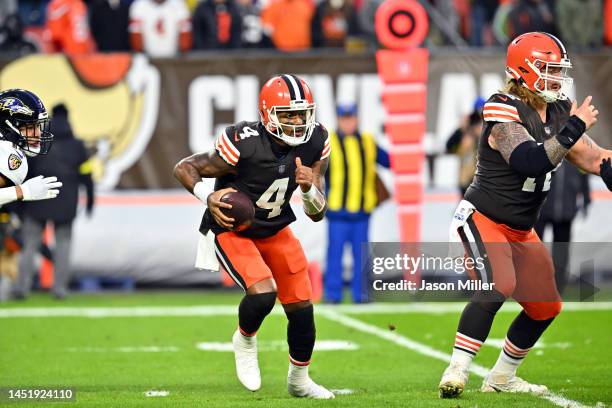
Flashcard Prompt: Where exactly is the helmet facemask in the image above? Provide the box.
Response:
[264,100,316,146]
[526,57,573,102]
[4,115,53,157]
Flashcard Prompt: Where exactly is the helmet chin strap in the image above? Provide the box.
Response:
[520,80,558,103]
[539,90,560,103]
[280,134,307,146]
[533,78,564,103]
[24,146,40,157]
[267,123,310,146]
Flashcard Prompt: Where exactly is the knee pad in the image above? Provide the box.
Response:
[238,292,277,335]
[523,301,562,321]
[240,292,277,315]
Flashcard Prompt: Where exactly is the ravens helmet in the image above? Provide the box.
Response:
[0,89,53,156]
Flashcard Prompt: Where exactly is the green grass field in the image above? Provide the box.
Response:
[1,291,610,407]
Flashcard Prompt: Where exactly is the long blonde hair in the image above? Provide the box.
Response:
[502,79,547,111]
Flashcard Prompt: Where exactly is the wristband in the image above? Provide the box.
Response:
[555,115,586,149]
[193,181,214,206]
[301,184,326,215]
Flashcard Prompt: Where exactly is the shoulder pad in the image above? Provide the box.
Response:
[214,122,260,166]
[0,141,27,185]
[483,94,522,123]
[233,121,262,142]
[214,125,240,166]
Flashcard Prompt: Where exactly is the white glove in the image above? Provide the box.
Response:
[20,175,63,201]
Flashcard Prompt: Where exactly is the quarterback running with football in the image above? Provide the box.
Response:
[174,75,333,398]
[439,32,612,397]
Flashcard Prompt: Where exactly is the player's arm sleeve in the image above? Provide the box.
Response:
[487,117,555,178]
[508,140,556,178]
[485,98,576,178]
[506,116,586,178]
[0,175,18,205]
[214,126,241,167]
[0,186,18,206]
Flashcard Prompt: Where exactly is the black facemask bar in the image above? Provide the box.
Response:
[6,118,54,156]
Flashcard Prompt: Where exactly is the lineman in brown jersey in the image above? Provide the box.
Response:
[174,74,334,399]
[439,32,611,398]
[465,92,571,230]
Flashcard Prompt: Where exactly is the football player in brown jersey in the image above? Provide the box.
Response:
[439,32,610,398]
[174,75,334,399]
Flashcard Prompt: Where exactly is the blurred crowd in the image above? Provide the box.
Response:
[445,0,612,48]
[1,0,366,57]
[0,0,610,58]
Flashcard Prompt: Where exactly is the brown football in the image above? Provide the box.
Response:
[220,191,255,231]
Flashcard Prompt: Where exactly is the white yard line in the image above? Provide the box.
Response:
[1,301,611,318]
[66,346,179,353]
[196,339,359,352]
[0,305,240,318]
[318,308,592,408]
[144,390,170,397]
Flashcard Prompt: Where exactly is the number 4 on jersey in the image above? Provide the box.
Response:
[238,126,259,140]
[256,178,289,218]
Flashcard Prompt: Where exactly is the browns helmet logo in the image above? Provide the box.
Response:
[0,54,160,189]
[8,153,21,170]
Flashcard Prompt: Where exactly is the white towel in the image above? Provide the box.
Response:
[448,200,476,258]
[195,230,220,271]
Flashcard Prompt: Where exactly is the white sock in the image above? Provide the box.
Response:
[490,337,529,381]
[235,332,255,346]
[288,361,309,384]
[449,348,474,370]
[490,352,521,381]
[452,332,482,369]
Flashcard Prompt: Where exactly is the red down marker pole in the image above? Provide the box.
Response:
[375,0,429,243]
[375,0,429,285]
